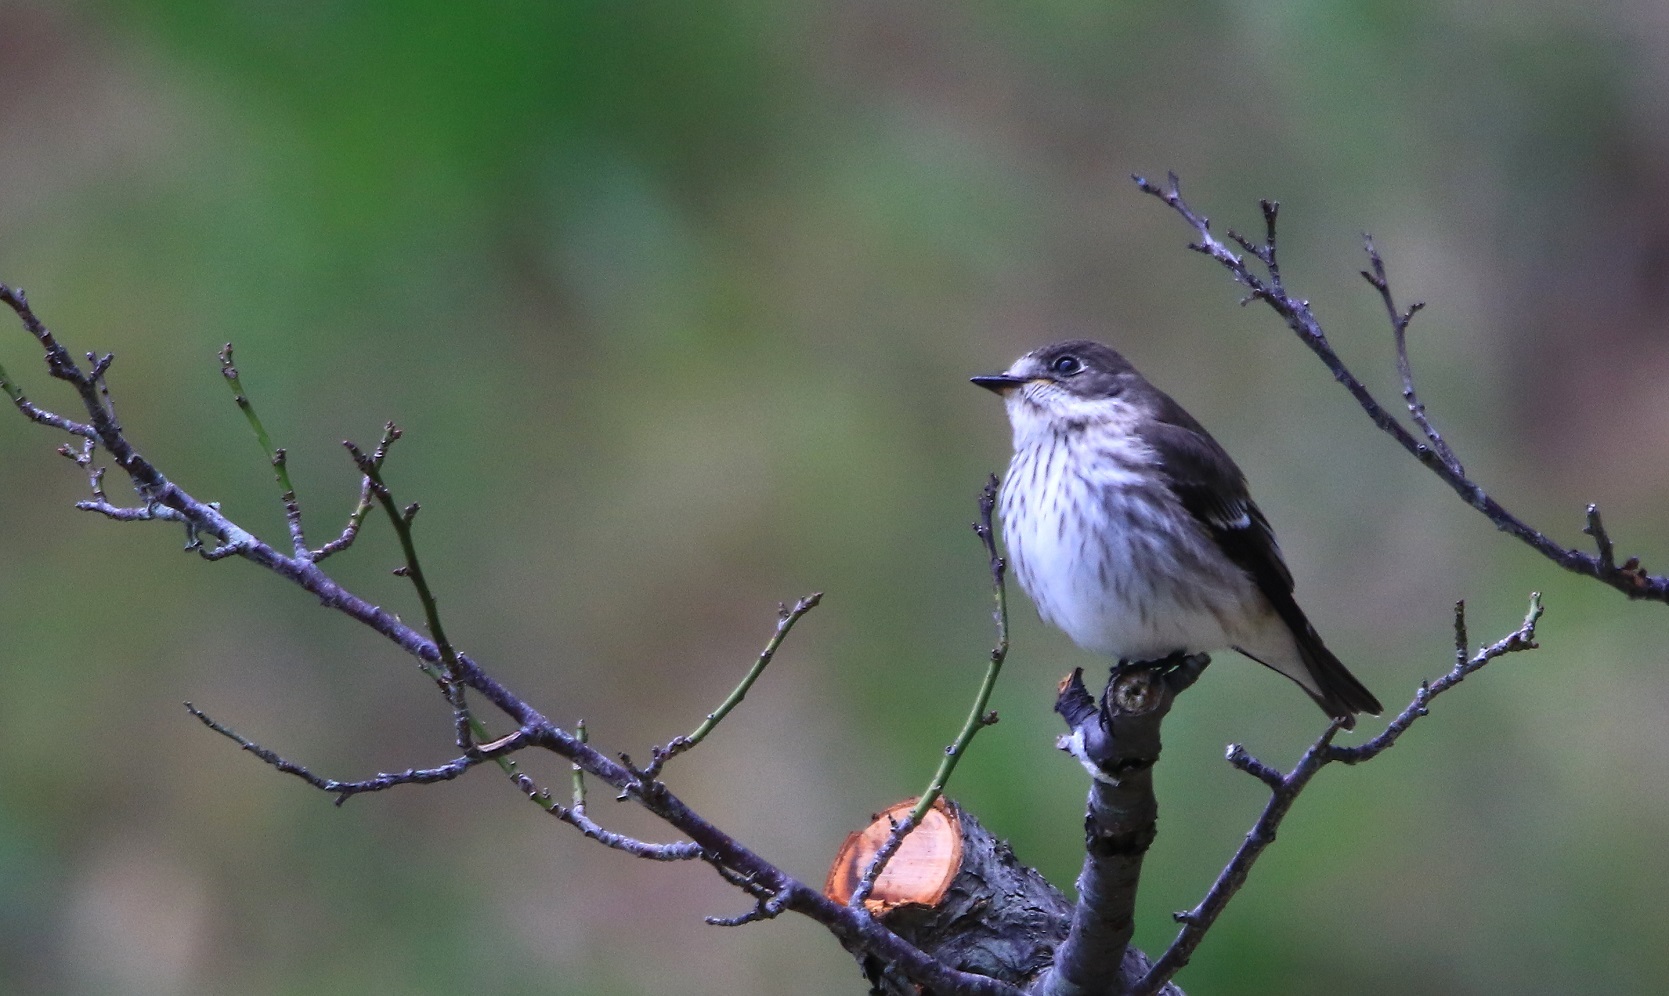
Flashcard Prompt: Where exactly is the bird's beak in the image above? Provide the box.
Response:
[970,372,1028,395]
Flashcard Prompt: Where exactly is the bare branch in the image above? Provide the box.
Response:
[509,772,704,861]
[311,474,374,559]
[0,286,99,439]
[1584,503,1617,572]
[1224,743,1284,791]
[312,423,397,560]
[1133,174,1669,603]
[1329,593,1543,765]
[1134,593,1543,994]
[2,287,1020,996]
[186,702,516,805]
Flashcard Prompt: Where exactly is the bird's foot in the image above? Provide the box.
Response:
[1112,652,1210,693]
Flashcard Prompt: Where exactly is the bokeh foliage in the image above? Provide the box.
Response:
[2,2,1667,993]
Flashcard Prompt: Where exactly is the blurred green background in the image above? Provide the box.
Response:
[2,2,1667,993]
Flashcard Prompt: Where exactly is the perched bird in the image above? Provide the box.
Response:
[972,340,1381,727]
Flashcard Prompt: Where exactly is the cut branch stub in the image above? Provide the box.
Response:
[825,797,961,913]
[825,798,1089,994]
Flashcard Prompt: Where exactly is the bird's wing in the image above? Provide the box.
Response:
[1139,396,1382,722]
[1136,397,1295,596]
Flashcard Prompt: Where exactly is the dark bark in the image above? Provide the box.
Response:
[1033,662,1204,996]
[852,800,1178,996]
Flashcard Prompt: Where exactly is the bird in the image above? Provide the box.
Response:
[972,339,1381,727]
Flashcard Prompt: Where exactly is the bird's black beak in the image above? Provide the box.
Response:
[970,373,1027,394]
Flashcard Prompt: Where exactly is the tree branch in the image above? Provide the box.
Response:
[1037,660,1204,996]
[1132,173,1668,603]
[1132,594,1543,994]
[0,282,1021,996]
[185,702,524,805]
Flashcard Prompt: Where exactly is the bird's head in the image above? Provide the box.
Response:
[972,340,1150,441]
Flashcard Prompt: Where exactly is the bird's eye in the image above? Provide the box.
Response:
[1050,354,1083,376]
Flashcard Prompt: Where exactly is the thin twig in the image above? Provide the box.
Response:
[347,432,452,661]
[1,283,258,558]
[219,343,308,556]
[186,702,520,805]
[0,287,98,439]
[312,475,376,560]
[572,720,589,808]
[707,886,794,927]
[343,429,537,784]
[1328,594,1542,765]
[511,772,704,861]
[1583,504,1616,572]
[312,423,395,561]
[647,592,823,776]
[1360,239,1454,473]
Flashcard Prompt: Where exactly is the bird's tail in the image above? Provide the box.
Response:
[1292,623,1382,729]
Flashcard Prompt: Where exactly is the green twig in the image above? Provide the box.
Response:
[850,475,1009,907]
[345,424,514,769]
[647,593,822,775]
[219,344,307,554]
[0,355,23,407]
[348,425,457,669]
[915,474,1009,818]
[689,593,822,746]
[572,720,589,809]
[219,345,295,494]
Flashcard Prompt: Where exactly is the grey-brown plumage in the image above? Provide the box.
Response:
[973,340,1381,727]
